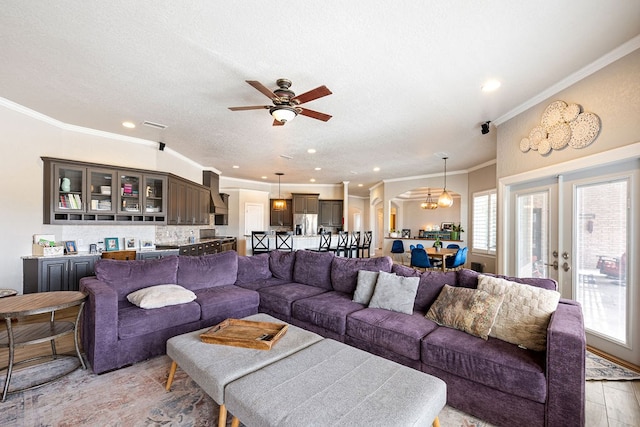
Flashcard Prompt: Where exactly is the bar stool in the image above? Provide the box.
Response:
[251,231,270,255]
[358,231,372,258]
[310,231,332,252]
[330,231,349,257]
[275,231,294,252]
[346,231,361,258]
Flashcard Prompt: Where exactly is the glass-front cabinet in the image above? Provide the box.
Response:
[118,172,142,214]
[88,168,117,214]
[53,163,86,214]
[143,175,166,216]
[43,158,171,224]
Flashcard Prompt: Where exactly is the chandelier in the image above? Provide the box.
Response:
[273,173,287,211]
[421,188,438,210]
[438,157,454,208]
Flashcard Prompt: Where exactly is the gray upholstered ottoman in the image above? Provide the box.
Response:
[225,339,446,427]
[165,313,323,427]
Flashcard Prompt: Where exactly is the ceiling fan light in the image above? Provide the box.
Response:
[270,106,297,123]
[438,190,454,208]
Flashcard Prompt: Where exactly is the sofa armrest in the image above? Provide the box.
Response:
[545,299,585,427]
[79,276,119,374]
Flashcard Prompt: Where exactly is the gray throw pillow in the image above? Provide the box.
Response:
[352,270,380,305]
[368,271,419,315]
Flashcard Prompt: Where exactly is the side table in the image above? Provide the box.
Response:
[0,291,87,402]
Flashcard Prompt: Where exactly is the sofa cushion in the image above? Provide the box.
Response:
[457,268,558,291]
[118,300,201,340]
[368,271,419,315]
[347,308,438,361]
[478,275,560,351]
[194,285,260,322]
[236,254,272,285]
[126,284,197,309]
[95,256,179,301]
[177,251,238,291]
[292,291,365,335]
[293,250,334,289]
[352,270,380,305]
[330,256,393,294]
[426,284,504,340]
[421,326,547,403]
[269,250,296,281]
[234,277,290,291]
[258,283,329,317]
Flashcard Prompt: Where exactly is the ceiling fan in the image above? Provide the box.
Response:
[228,79,332,126]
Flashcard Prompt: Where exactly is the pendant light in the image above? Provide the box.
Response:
[438,157,454,208]
[421,188,438,210]
[273,173,286,211]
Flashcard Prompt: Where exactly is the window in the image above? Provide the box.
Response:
[473,189,496,255]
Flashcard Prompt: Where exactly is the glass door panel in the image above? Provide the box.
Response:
[574,179,628,344]
[143,175,165,214]
[54,164,85,212]
[515,191,549,278]
[88,168,116,213]
[119,172,142,213]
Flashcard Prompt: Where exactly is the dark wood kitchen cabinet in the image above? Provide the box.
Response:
[167,176,210,225]
[270,199,293,226]
[292,194,319,214]
[319,200,343,227]
[23,255,98,293]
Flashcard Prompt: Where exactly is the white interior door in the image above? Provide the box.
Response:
[507,159,638,364]
[244,203,264,236]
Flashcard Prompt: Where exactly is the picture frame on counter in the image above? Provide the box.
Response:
[105,237,119,251]
[124,237,137,250]
[441,222,454,231]
[64,240,77,254]
[140,240,155,251]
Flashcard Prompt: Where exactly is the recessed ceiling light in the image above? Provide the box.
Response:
[122,121,136,129]
[481,79,501,92]
[314,167,322,171]
[232,165,239,169]
[358,184,363,187]
[261,176,267,179]
[373,167,380,172]
[307,148,316,154]
[310,178,316,182]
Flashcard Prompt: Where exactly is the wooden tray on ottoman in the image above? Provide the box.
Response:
[200,318,288,350]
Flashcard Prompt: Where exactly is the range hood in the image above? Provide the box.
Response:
[202,171,228,215]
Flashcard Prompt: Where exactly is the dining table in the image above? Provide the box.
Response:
[424,247,459,272]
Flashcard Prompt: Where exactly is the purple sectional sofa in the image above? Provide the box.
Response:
[80,249,585,427]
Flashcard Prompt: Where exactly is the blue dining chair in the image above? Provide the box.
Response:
[390,240,405,264]
[410,248,432,271]
[410,244,416,251]
[445,247,468,270]
[447,244,460,249]
[416,244,424,249]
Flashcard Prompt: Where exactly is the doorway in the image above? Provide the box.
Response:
[505,158,638,365]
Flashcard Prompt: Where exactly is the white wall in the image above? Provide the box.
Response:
[1,100,204,293]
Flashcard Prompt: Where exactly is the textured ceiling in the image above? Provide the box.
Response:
[1,1,639,196]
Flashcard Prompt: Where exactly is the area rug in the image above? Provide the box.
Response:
[586,351,640,381]
[0,355,495,426]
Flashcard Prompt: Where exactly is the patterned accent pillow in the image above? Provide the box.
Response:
[426,284,505,340]
[477,274,561,351]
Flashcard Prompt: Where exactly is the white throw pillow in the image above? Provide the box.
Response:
[477,275,560,351]
[352,270,380,304]
[368,271,419,315]
[127,284,197,309]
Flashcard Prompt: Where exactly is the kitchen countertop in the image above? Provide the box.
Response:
[155,236,236,249]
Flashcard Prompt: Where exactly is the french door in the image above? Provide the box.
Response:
[507,159,638,365]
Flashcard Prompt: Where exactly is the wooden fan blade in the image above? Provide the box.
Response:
[246,80,278,99]
[228,105,270,111]
[299,108,332,122]
[292,85,332,104]
[273,119,285,126]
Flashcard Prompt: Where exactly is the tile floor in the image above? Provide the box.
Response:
[586,380,640,426]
